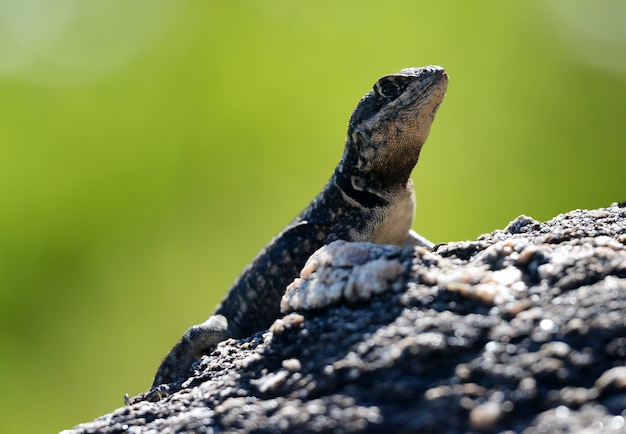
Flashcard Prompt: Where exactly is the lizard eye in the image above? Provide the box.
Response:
[376,78,401,100]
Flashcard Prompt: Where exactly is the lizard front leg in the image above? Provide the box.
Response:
[151,314,230,388]
[403,229,434,249]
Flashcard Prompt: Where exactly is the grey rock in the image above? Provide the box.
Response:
[64,204,626,434]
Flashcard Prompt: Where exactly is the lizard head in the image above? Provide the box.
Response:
[339,66,448,192]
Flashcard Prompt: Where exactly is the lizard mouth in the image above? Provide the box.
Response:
[401,66,448,110]
[382,68,447,121]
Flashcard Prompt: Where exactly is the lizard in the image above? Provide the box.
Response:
[132,65,448,403]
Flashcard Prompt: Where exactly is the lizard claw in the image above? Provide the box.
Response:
[124,384,171,405]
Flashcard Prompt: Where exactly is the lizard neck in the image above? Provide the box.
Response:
[334,130,419,204]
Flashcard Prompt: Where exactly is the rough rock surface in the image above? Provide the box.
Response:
[66,204,626,434]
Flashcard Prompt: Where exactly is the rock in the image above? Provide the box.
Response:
[64,204,626,433]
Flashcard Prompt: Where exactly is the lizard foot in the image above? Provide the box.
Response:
[124,384,171,405]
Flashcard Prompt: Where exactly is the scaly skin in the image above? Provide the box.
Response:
[132,66,448,403]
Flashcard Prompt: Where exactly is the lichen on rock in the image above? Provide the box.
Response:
[281,240,413,313]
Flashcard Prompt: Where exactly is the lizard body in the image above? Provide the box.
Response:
[148,65,448,393]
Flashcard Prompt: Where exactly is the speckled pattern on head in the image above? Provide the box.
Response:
[137,66,448,401]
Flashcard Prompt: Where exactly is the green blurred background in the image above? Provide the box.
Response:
[1,1,624,432]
